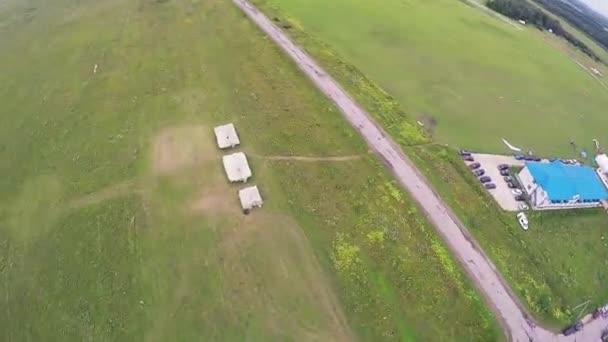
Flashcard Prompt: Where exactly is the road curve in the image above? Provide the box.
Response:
[232,0,608,340]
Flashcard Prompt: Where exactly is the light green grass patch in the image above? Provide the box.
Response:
[0,0,501,340]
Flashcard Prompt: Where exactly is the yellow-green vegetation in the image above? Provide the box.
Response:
[251,0,608,326]
[407,145,608,326]
[0,0,500,340]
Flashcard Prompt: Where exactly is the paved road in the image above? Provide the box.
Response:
[232,0,608,340]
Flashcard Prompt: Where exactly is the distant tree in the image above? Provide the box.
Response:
[487,0,603,63]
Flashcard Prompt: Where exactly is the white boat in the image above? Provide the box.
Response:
[516,212,529,231]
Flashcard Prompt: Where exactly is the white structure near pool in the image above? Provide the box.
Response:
[518,161,608,210]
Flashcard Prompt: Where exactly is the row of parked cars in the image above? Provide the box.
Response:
[515,153,581,165]
[466,162,497,189]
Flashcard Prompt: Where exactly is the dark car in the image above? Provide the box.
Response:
[601,329,608,342]
[503,176,512,182]
[459,150,472,156]
[500,169,510,176]
[507,182,517,189]
[479,176,491,183]
[514,195,526,201]
[484,183,496,189]
[524,155,536,161]
[468,162,481,170]
[533,156,542,162]
[474,169,485,176]
[462,155,474,162]
[562,321,583,336]
[549,157,558,162]
[514,154,525,160]
[498,164,509,170]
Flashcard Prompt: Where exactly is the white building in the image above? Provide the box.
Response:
[518,161,608,210]
[213,123,240,149]
[238,185,263,211]
[222,152,252,183]
[596,154,608,188]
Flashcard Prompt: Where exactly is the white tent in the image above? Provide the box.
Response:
[213,123,240,149]
[222,152,252,182]
[238,185,263,211]
[596,154,608,174]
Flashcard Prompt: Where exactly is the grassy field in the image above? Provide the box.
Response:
[254,0,608,157]
[250,0,608,327]
[0,0,501,341]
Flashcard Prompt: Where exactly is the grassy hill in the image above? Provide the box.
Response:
[0,0,500,340]
[255,0,608,157]
[252,0,608,326]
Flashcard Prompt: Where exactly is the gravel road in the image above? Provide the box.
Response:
[232,0,608,340]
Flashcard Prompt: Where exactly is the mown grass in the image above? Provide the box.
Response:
[254,0,608,157]
[0,0,500,340]
[251,0,608,327]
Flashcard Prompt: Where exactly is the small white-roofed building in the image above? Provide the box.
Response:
[238,185,263,211]
[214,123,240,149]
[222,152,252,182]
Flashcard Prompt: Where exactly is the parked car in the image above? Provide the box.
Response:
[511,189,523,196]
[484,183,496,190]
[516,212,528,230]
[601,329,608,342]
[507,182,517,189]
[498,164,509,170]
[459,150,472,156]
[518,203,529,211]
[562,321,583,336]
[500,169,510,176]
[514,154,525,160]
[479,176,492,183]
[503,176,512,182]
[514,195,526,201]
[474,169,485,176]
[463,155,474,162]
[468,162,481,170]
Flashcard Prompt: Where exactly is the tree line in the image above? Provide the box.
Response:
[487,0,603,63]
[532,0,608,52]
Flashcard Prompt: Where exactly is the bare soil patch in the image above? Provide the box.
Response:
[67,180,139,209]
[152,125,217,174]
[217,211,354,341]
[188,185,240,216]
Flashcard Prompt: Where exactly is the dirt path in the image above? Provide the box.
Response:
[232,0,608,340]
[67,180,139,209]
[253,154,365,162]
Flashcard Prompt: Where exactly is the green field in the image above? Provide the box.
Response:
[251,0,608,326]
[254,0,608,157]
[0,0,501,340]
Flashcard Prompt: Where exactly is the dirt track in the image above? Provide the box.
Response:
[232,0,608,340]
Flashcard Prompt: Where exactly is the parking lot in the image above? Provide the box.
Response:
[468,153,526,211]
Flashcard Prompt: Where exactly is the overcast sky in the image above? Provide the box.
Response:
[579,0,608,17]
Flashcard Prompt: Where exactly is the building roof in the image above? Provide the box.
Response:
[238,185,263,210]
[222,152,252,182]
[526,161,608,201]
[213,123,240,149]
